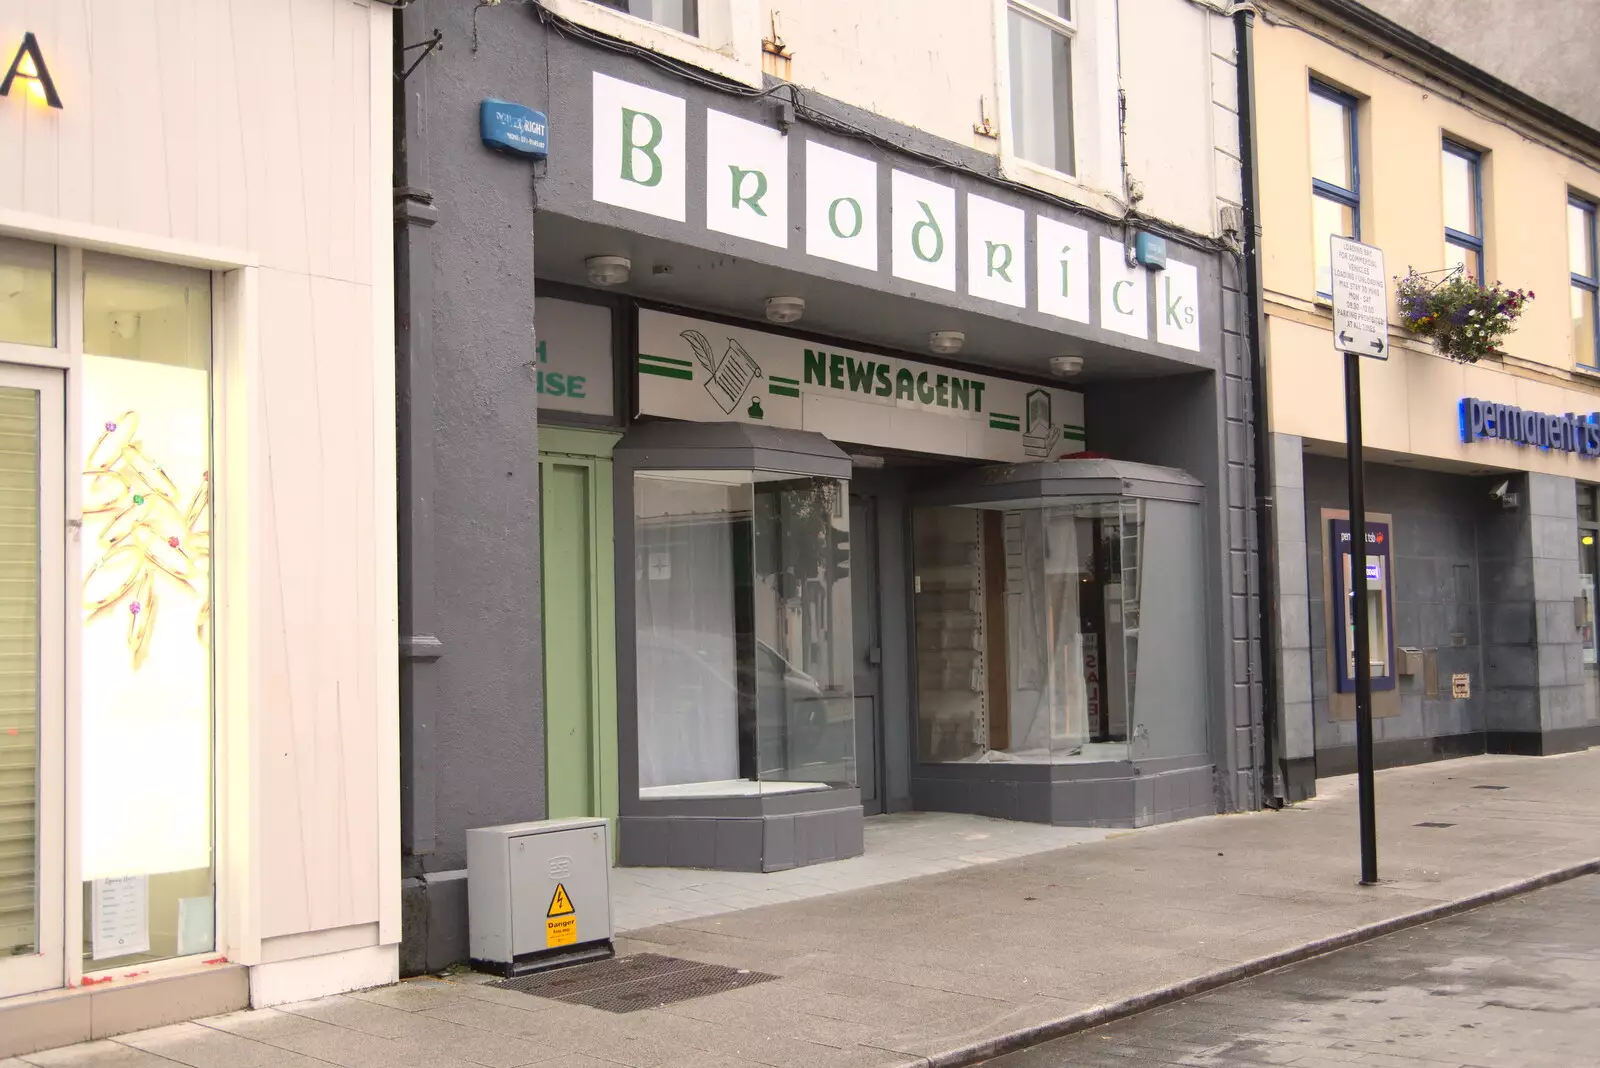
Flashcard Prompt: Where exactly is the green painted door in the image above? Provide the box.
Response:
[539,429,619,830]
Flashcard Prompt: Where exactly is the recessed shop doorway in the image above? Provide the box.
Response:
[850,494,883,815]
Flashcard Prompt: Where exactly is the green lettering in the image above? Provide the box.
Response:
[1059,245,1073,296]
[846,358,875,394]
[537,338,548,364]
[985,241,1013,282]
[728,165,768,215]
[916,372,935,405]
[951,379,970,410]
[569,376,586,398]
[936,374,950,407]
[803,348,826,386]
[1164,278,1185,328]
[912,200,944,262]
[875,364,893,396]
[621,109,664,187]
[895,369,915,400]
[971,381,986,413]
[829,197,863,239]
[829,353,845,390]
[1113,280,1134,315]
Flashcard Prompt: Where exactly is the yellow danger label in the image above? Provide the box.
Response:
[546,914,578,947]
[547,883,575,917]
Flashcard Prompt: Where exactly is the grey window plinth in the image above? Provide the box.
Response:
[618,790,864,872]
[614,420,854,480]
[910,759,1214,828]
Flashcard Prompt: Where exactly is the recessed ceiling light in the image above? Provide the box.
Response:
[585,255,631,286]
[928,330,964,355]
[765,296,805,324]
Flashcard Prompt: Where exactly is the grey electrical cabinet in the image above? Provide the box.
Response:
[467,817,614,976]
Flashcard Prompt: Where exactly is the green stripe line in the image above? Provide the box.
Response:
[990,419,1020,431]
[639,352,694,367]
[768,385,800,397]
[1063,429,1087,441]
[990,412,1018,422]
[769,375,800,385]
[1062,423,1085,432]
[640,365,693,381]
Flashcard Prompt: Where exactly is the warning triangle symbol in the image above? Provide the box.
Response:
[547,883,575,917]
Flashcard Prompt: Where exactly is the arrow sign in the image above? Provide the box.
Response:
[1330,236,1389,360]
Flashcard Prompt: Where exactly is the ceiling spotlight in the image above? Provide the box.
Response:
[765,296,805,324]
[928,330,964,355]
[1049,355,1084,377]
[585,255,631,286]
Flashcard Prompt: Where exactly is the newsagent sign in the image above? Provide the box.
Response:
[637,310,1086,463]
[590,72,1202,352]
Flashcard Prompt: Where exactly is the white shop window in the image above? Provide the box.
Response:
[997,0,1121,204]
[547,0,763,87]
[0,238,216,999]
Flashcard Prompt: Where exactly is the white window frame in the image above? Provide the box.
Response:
[0,218,258,991]
[995,0,1124,214]
[546,0,763,88]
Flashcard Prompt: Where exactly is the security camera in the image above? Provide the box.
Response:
[1489,479,1519,510]
[1049,355,1084,377]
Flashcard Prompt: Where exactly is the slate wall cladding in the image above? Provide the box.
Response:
[1304,455,1490,751]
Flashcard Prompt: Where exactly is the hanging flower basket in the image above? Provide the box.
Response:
[1394,267,1532,363]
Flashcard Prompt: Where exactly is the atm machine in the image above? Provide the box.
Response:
[1330,517,1396,694]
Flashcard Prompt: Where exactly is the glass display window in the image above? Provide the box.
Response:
[912,479,1208,767]
[633,469,854,799]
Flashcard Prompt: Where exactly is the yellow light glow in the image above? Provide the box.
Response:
[16,52,38,78]
[1585,535,1595,546]
[26,78,45,103]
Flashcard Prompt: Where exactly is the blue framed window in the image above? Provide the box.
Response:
[1310,81,1360,297]
[1442,140,1484,281]
[1571,196,1599,369]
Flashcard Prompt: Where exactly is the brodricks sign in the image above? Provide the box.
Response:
[1459,397,1600,458]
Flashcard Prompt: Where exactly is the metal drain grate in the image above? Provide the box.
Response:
[1415,821,1456,828]
[491,952,778,1013]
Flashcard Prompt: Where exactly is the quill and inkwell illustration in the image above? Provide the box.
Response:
[681,329,764,416]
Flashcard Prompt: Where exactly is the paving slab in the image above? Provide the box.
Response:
[19,751,1600,1068]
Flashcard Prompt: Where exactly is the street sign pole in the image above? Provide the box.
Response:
[1343,349,1378,886]
[1328,235,1386,886]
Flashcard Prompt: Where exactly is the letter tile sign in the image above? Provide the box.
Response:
[805,141,879,271]
[593,72,687,221]
[706,108,788,247]
[586,73,1207,355]
[891,170,957,291]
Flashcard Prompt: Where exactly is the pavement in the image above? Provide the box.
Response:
[986,872,1600,1067]
[608,812,1112,933]
[10,749,1600,1068]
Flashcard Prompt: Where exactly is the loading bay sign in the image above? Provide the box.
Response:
[546,883,577,948]
[1330,236,1388,359]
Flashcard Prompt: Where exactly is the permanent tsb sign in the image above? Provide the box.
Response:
[590,73,1201,351]
[1459,397,1600,458]
[638,310,1085,463]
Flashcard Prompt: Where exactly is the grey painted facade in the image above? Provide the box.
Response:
[395,2,1261,973]
[1270,440,1600,786]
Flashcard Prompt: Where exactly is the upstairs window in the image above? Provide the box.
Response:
[1442,141,1484,281]
[1310,80,1360,298]
[1571,196,1599,368]
[593,0,698,36]
[1007,0,1076,176]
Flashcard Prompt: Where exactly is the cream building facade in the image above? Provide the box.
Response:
[1256,0,1600,798]
[0,0,398,1056]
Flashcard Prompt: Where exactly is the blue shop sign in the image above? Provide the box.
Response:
[1459,397,1600,458]
[480,99,548,159]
